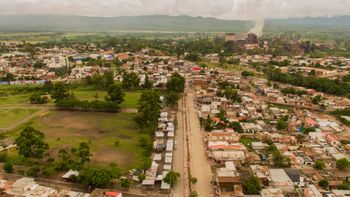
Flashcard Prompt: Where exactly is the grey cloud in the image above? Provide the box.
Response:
[1,0,350,19]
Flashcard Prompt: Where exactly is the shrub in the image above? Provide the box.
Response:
[42,166,56,177]
[0,154,8,163]
[319,179,329,189]
[55,99,120,112]
[114,139,120,147]
[3,162,13,173]
[26,166,40,177]
[29,93,48,104]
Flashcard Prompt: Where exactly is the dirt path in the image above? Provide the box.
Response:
[186,91,213,197]
[0,109,48,132]
[120,108,138,113]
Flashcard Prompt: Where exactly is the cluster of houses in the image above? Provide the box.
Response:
[254,78,350,111]
[141,111,176,191]
[190,66,350,197]
[0,176,123,197]
[0,41,195,87]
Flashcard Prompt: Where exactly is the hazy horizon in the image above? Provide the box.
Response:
[1,0,350,20]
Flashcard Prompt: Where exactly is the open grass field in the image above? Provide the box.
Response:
[0,94,31,107]
[0,84,141,108]
[0,84,144,172]
[5,110,149,172]
[202,61,267,79]
[73,90,141,108]
[0,108,39,129]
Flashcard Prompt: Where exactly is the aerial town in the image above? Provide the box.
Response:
[0,29,350,197]
[1,1,350,197]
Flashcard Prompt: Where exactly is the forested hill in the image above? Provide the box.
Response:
[0,15,349,33]
[0,15,252,32]
[266,16,350,32]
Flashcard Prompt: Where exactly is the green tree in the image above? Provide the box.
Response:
[336,158,350,170]
[241,71,254,77]
[43,81,53,93]
[1,73,15,83]
[91,169,112,188]
[338,181,350,190]
[3,162,13,173]
[138,174,146,183]
[26,166,40,177]
[243,176,262,194]
[165,91,180,107]
[273,151,290,167]
[78,142,92,165]
[105,84,125,104]
[303,127,316,134]
[89,71,114,90]
[189,191,199,197]
[33,61,45,69]
[42,166,55,178]
[166,73,185,93]
[276,119,288,130]
[184,52,200,62]
[203,115,213,132]
[135,90,160,131]
[122,72,140,90]
[120,178,131,189]
[51,82,70,102]
[190,177,198,185]
[29,93,48,104]
[318,179,329,190]
[312,95,323,105]
[314,159,326,170]
[142,74,152,89]
[102,71,114,90]
[15,126,49,159]
[163,170,180,187]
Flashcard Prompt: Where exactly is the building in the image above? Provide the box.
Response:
[269,169,294,193]
[225,33,238,42]
[304,185,322,197]
[214,161,242,197]
[48,55,69,69]
[261,188,284,197]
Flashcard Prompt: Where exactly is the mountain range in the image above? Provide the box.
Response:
[0,15,349,33]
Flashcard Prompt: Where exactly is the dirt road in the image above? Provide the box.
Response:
[172,94,189,197]
[186,92,213,197]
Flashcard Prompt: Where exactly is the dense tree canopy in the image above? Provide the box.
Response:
[165,91,180,107]
[105,84,125,104]
[78,142,92,165]
[243,176,261,194]
[51,82,70,101]
[166,72,185,93]
[314,159,326,170]
[135,90,160,131]
[163,170,180,187]
[91,169,113,188]
[15,126,49,159]
[266,68,350,96]
[336,158,350,170]
[122,72,140,90]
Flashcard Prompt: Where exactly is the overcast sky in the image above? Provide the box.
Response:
[1,0,350,20]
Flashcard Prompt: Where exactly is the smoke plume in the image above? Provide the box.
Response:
[232,0,268,36]
[249,19,265,36]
